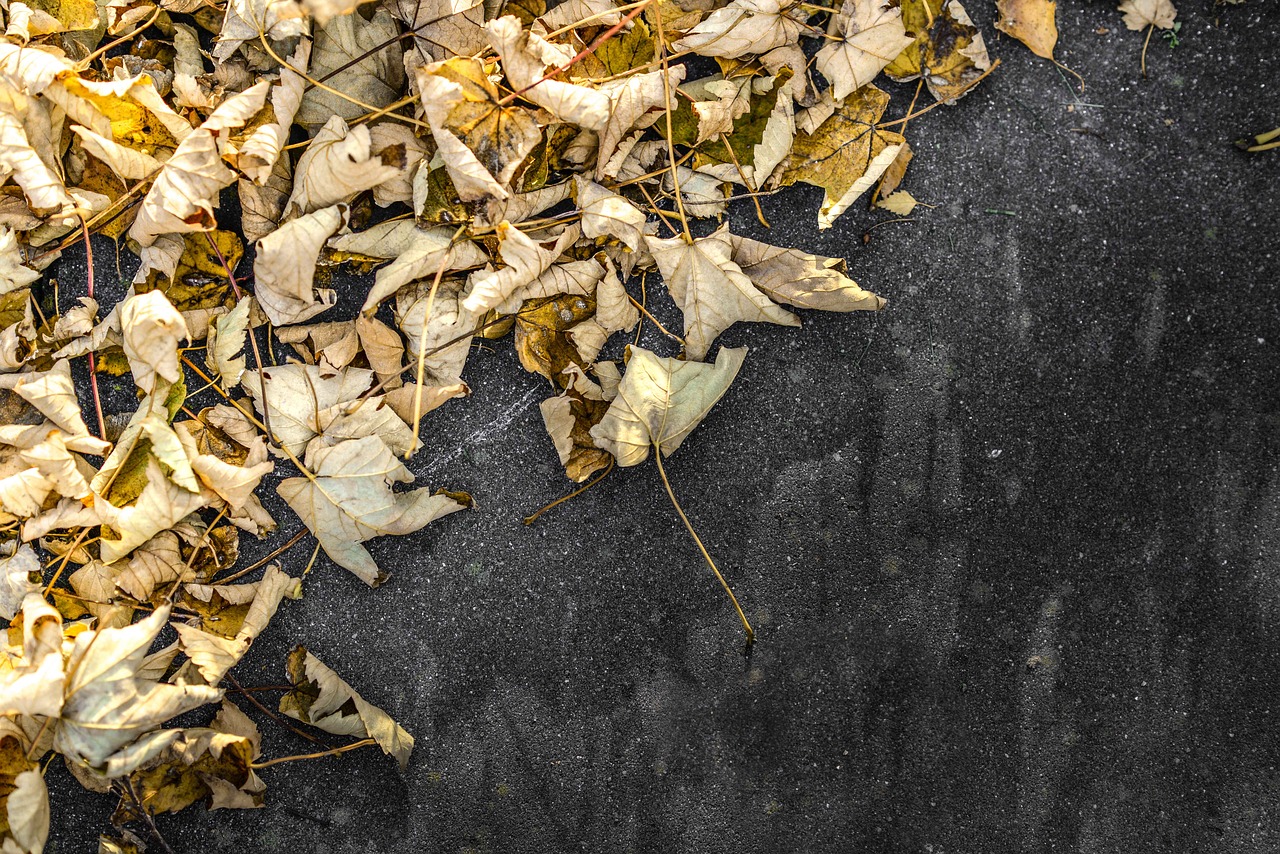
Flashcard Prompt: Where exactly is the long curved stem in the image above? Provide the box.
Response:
[252,738,377,769]
[653,449,754,646]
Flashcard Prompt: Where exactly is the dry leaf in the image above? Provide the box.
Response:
[253,204,347,326]
[648,225,799,360]
[280,645,414,769]
[1118,0,1176,30]
[591,344,747,467]
[783,84,905,228]
[996,0,1058,59]
[817,0,915,101]
[277,435,470,585]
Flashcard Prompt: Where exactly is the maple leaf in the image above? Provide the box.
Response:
[296,7,405,131]
[816,0,916,101]
[463,221,581,314]
[591,345,747,467]
[328,220,488,313]
[0,227,38,295]
[54,605,224,772]
[129,84,271,247]
[1118,0,1177,30]
[729,233,887,312]
[3,769,48,854]
[242,364,375,457]
[648,225,799,360]
[234,41,310,184]
[540,365,614,482]
[415,58,542,201]
[280,645,414,769]
[277,435,471,585]
[487,16,612,129]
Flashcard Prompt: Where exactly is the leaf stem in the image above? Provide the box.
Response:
[876,59,1001,129]
[204,232,274,442]
[651,9,693,243]
[226,674,332,748]
[652,449,754,647]
[252,738,377,769]
[523,458,614,524]
[1141,24,1154,78]
[78,217,106,442]
[407,224,469,460]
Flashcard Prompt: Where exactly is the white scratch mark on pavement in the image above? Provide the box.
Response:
[419,385,543,475]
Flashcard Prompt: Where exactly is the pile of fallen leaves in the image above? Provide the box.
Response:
[0,0,1181,847]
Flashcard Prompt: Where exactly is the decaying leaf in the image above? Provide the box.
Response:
[885,0,992,103]
[783,85,906,228]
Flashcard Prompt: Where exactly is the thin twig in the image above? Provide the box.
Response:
[215,528,309,584]
[651,9,692,242]
[408,224,468,460]
[627,296,683,343]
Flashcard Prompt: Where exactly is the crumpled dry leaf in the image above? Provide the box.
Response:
[285,118,402,219]
[54,605,224,771]
[4,769,48,854]
[129,84,271,247]
[280,645,414,769]
[120,290,189,395]
[729,233,887,312]
[884,0,991,103]
[278,434,470,585]
[674,0,807,59]
[207,297,251,389]
[253,204,347,326]
[487,16,611,130]
[0,226,38,295]
[464,222,580,314]
[591,344,747,467]
[214,0,309,63]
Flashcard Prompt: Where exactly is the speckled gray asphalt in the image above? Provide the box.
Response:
[44,1,1280,852]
